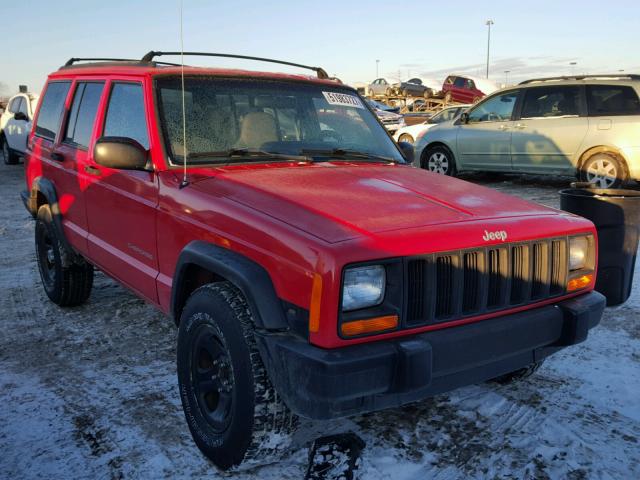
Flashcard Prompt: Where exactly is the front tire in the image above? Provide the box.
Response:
[580,152,626,188]
[2,135,19,165]
[422,145,456,176]
[177,282,297,470]
[398,133,414,144]
[35,205,93,306]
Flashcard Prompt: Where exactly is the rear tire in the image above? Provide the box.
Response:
[177,282,297,470]
[2,135,19,165]
[422,145,456,176]
[35,205,93,306]
[580,152,626,188]
[491,361,544,385]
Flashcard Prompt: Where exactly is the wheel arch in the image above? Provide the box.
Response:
[171,241,288,331]
[577,145,629,180]
[421,141,456,168]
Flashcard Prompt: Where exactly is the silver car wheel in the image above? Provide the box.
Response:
[428,152,449,174]
[586,157,618,188]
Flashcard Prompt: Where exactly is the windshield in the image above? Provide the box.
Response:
[155,77,404,164]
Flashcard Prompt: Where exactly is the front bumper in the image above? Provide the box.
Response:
[256,291,604,420]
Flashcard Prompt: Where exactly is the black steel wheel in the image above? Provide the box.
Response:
[177,282,297,470]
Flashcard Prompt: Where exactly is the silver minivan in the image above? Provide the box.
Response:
[414,75,640,187]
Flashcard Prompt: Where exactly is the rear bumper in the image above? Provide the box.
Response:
[256,291,604,420]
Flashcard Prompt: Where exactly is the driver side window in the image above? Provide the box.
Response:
[467,91,519,123]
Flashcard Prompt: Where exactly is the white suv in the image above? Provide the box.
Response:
[415,75,640,188]
[1,91,39,164]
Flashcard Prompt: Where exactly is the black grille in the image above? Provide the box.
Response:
[405,238,568,326]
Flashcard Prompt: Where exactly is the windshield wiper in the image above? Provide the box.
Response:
[187,148,311,163]
[299,148,401,164]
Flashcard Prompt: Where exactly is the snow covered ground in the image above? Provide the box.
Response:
[1,160,638,479]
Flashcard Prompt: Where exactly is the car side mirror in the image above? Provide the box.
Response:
[94,136,149,170]
[397,141,414,165]
[14,111,28,121]
[459,112,469,124]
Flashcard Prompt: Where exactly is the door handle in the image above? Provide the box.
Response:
[50,151,64,162]
[498,124,510,130]
[84,165,102,176]
[514,123,526,129]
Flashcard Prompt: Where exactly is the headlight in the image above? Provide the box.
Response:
[569,236,590,271]
[398,117,406,127]
[342,265,386,311]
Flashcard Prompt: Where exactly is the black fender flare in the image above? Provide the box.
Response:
[28,177,79,265]
[171,241,289,331]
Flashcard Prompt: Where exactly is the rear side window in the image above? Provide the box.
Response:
[17,98,28,116]
[453,77,466,88]
[103,83,149,149]
[64,82,105,149]
[9,97,22,114]
[35,82,71,140]
[587,85,640,116]
[521,86,581,118]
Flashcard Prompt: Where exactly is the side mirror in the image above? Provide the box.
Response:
[459,112,469,124]
[397,141,414,165]
[94,136,149,170]
[14,111,28,121]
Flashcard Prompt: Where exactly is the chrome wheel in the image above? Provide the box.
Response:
[586,156,619,188]
[428,151,450,174]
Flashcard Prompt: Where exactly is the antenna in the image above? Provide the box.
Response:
[179,0,189,188]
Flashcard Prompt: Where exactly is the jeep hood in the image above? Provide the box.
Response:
[194,163,562,243]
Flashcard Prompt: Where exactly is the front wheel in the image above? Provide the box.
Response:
[580,152,626,188]
[422,145,456,176]
[398,133,414,144]
[2,135,19,165]
[177,282,297,470]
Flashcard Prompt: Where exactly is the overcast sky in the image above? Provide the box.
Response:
[2,0,639,95]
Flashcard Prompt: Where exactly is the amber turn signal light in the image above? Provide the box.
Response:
[567,273,594,292]
[341,315,399,337]
[308,273,323,333]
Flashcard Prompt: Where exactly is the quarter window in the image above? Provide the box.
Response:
[17,98,28,116]
[467,91,518,123]
[8,97,21,113]
[521,86,581,118]
[35,82,71,140]
[587,85,640,116]
[64,82,105,149]
[103,83,149,149]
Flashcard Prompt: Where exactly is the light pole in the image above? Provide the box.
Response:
[504,70,510,85]
[376,59,380,78]
[485,19,494,79]
[569,61,577,76]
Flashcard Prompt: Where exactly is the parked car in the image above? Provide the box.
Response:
[365,98,401,114]
[0,91,39,164]
[393,104,471,144]
[368,78,393,97]
[23,54,604,470]
[415,74,640,187]
[442,74,498,104]
[393,78,434,98]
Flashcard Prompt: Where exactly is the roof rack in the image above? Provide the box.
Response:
[140,51,329,79]
[519,74,640,85]
[61,57,182,70]
[64,57,139,66]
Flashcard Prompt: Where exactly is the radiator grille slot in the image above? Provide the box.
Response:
[405,237,567,327]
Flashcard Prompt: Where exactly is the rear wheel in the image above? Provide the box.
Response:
[177,282,297,470]
[2,135,19,165]
[580,152,626,188]
[35,204,93,306]
[398,133,414,144]
[422,145,456,176]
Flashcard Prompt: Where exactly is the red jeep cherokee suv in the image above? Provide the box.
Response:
[22,52,604,470]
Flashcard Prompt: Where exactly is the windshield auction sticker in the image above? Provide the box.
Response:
[322,92,364,109]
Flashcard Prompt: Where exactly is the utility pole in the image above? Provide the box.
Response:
[376,59,380,78]
[504,70,510,85]
[485,19,494,79]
